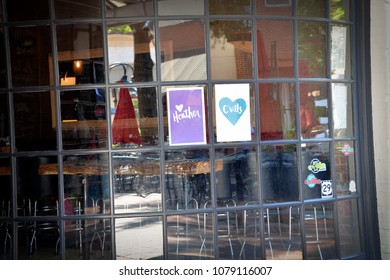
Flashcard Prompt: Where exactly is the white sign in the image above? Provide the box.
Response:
[215,84,251,142]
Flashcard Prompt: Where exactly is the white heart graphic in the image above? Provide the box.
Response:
[175,104,183,112]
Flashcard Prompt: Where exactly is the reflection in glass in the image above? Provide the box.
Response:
[6,0,49,21]
[14,91,56,151]
[65,218,111,260]
[210,20,252,80]
[257,20,294,78]
[165,149,211,211]
[62,154,110,215]
[331,25,351,79]
[331,0,350,21]
[240,206,262,260]
[61,89,108,150]
[304,203,336,259]
[167,213,213,259]
[159,20,206,81]
[217,147,258,205]
[0,158,12,259]
[264,206,302,260]
[113,151,161,214]
[257,0,292,16]
[57,24,104,85]
[215,147,258,205]
[332,83,353,137]
[159,0,204,15]
[54,0,101,19]
[106,0,154,17]
[301,142,331,200]
[216,208,242,259]
[209,0,251,15]
[107,22,156,83]
[298,22,327,78]
[335,141,356,197]
[0,94,10,152]
[300,83,329,139]
[297,0,325,18]
[115,217,163,260]
[9,26,52,87]
[337,199,362,257]
[260,83,296,140]
[111,86,158,148]
[261,145,298,202]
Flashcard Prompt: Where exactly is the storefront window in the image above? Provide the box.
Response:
[60,89,108,150]
[0,0,369,260]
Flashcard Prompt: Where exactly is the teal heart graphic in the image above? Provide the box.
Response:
[219,97,247,125]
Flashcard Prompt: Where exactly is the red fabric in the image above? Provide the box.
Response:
[112,87,141,145]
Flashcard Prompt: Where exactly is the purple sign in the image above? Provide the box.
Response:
[167,87,206,145]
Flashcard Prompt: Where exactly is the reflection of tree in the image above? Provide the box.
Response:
[131,22,158,145]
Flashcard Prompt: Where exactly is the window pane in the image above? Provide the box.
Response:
[215,147,258,206]
[6,0,49,21]
[65,218,111,259]
[62,154,110,215]
[297,0,326,18]
[301,142,331,200]
[0,26,6,88]
[57,24,104,85]
[257,20,294,78]
[300,82,329,139]
[209,0,251,15]
[210,20,252,80]
[9,26,52,87]
[111,86,158,148]
[331,25,351,79]
[264,206,303,260]
[159,0,204,15]
[330,0,351,21]
[260,83,296,140]
[332,83,353,137]
[298,22,327,78]
[240,206,263,259]
[61,89,108,150]
[16,156,58,216]
[257,0,292,16]
[216,208,242,259]
[167,213,213,259]
[337,199,362,257]
[54,0,102,19]
[107,0,154,17]
[14,91,56,151]
[304,203,337,259]
[115,217,163,260]
[335,141,357,197]
[160,20,206,81]
[0,158,12,259]
[113,151,161,214]
[165,149,211,211]
[108,21,156,84]
[0,93,10,153]
[261,144,299,203]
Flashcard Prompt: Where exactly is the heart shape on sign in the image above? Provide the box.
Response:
[219,97,247,125]
[175,104,183,112]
